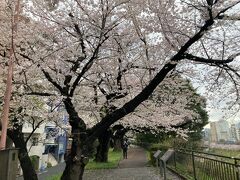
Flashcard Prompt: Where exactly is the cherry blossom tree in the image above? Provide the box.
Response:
[1,1,240,180]
[1,1,39,179]
[94,74,206,162]
[0,2,65,178]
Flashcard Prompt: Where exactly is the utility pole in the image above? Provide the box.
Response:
[0,0,21,150]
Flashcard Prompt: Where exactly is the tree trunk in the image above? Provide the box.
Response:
[61,130,87,180]
[61,131,94,180]
[7,129,38,180]
[95,129,111,162]
[61,157,85,180]
[61,97,90,180]
[113,127,126,151]
[113,138,122,151]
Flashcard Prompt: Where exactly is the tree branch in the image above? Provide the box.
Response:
[215,1,240,19]
[25,118,44,145]
[182,52,240,64]
[87,62,177,143]
[25,92,55,96]
[69,36,109,97]
[41,68,64,94]
[86,8,226,143]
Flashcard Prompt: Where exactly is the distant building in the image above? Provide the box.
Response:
[210,122,218,142]
[216,120,230,142]
[210,120,230,143]
[43,103,70,170]
[236,122,240,141]
[230,124,238,142]
[202,128,210,141]
[19,103,70,173]
[22,121,46,171]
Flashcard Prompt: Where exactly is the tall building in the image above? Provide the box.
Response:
[230,124,238,142]
[210,120,230,143]
[210,122,218,142]
[216,120,230,142]
[236,122,240,141]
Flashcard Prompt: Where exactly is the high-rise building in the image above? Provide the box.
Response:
[230,124,238,142]
[210,122,218,142]
[216,120,230,142]
[236,122,240,141]
[210,120,231,143]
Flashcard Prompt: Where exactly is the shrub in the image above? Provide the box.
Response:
[47,162,52,168]
[30,155,39,170]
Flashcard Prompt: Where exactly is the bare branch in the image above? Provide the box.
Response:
[25,118,44,145]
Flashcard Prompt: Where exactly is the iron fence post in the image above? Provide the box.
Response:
[235,158,239,180]
[160,160,163,176]
[174,151,176,170]
[163,161,167,180]
[191,151,197,180]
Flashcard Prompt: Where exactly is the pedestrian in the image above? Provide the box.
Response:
[122,139,128,159]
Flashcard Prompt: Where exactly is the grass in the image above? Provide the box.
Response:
[168,162,212,180]
[47,174,61,180]
[47,149,122,180]
[208,148,240,158]
[86,149,122,169]
[146,150,153,166]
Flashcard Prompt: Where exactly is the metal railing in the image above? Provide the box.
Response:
[167,149,240,180]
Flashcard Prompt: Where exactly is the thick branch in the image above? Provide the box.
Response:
[172,19,214,60]
[41,68,63,94]
[25,92,55,96]
[183,52,240,64]
[87,62,177,143]
[116,58,123,90]
[69,39,107,97]
[69,13,87,57]
[63,97,86,131]
[86,12,222,143]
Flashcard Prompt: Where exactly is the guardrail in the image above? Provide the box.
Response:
[167,149,240,180]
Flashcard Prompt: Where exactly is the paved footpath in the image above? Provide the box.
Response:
[83,147,181,180]
[17,147,181,180]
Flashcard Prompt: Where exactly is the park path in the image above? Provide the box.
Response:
[83,147,181,180]
[118,147,148,168]
[17,147,181,180]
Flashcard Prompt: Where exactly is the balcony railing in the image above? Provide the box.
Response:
[44,138,56,145]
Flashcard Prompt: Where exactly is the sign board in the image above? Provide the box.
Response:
[160,149,174,162]
[153,150,161,159]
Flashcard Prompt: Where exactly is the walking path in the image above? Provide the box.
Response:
[118,147,148,168]
[83,147,181,180]
[17,147,181,180]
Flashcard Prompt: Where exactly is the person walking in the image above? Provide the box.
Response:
[122,139,129,159]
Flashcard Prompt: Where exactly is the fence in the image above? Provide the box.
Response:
[167,149,240,180]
